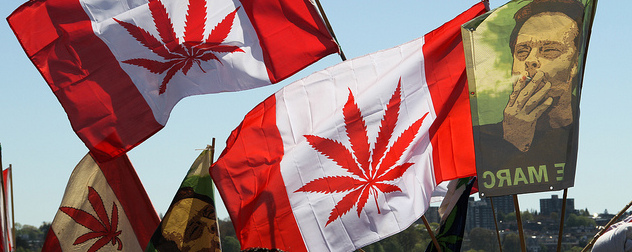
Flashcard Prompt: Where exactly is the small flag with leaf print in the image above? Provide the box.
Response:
[42,153,159,252]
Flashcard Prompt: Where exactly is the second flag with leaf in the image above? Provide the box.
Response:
[211,2,487,252]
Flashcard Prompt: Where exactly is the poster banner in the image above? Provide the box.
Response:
[462,0,597,197]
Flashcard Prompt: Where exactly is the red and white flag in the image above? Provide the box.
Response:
[210,3,486,251]
[0,170,7,252]
[7,0,338,162]
[2,168,13,252]
[42,153,159,252]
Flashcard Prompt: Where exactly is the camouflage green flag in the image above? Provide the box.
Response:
[463,0,597,197]
[146,146,221,251]
[425,177,475,252]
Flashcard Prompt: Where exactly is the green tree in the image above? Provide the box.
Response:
[218,218,240,252]
[397,224,424,251]
[15,223,46,252]
[362,243,385,252]
[566,214,597,227]
[564,246,583,252]
[502,233,520,252]
[579,208,591,216]
[521,211,534,221]
[468,228,498,251]
[379,236,404,251]
[505,211,516,220]
[361,223,434,252]
[505,210,534,222]
[221,236,241,252]
[38,222,51,235]
[219,218,236,238]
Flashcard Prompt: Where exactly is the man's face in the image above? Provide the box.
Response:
[512,12,579,101]
[511,11,579,128]
[161,197,220,252]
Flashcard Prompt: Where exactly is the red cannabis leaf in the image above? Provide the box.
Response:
[60,186,123,252]
[296,79,429,226]
[114,0,243,94]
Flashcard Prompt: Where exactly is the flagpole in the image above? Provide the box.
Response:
[512,194,527,252]
[313,0,347,61]
[208,138,219,251]
[581,199,632,252]
[210,138,215,162]
[556,189,568,252]
[421,215,442,252]
[489,198,503,252]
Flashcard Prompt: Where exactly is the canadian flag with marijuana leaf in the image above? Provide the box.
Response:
[7,0,338,162]
[210,2,487,252]
[42,153,159,252]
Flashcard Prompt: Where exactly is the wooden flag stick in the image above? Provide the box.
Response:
[489,198,503,252]
[512,195,527,252]
[582,199,632,252]
[421,215,442,252]
[313,0,347,61]
[210,138,216,162]
[556,189,568,252]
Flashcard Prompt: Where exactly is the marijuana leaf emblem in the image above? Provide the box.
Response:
[295,79,429,226]
[114,0,243,94]
[60,186,123,252]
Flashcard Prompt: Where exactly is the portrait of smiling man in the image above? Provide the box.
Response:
[464,0,595,196]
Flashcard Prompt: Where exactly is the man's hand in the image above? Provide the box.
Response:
[503,71,553,152]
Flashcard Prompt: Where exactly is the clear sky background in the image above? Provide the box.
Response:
[0,0,628,228]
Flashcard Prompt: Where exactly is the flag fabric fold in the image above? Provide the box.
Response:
[7,0,339,162]
[42,153,159,252]
[146,146,221,252]
[210,3,486,251]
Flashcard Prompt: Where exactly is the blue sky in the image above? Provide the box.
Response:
[1,0,629,228]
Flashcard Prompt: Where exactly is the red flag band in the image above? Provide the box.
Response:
[7,0,338,162]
